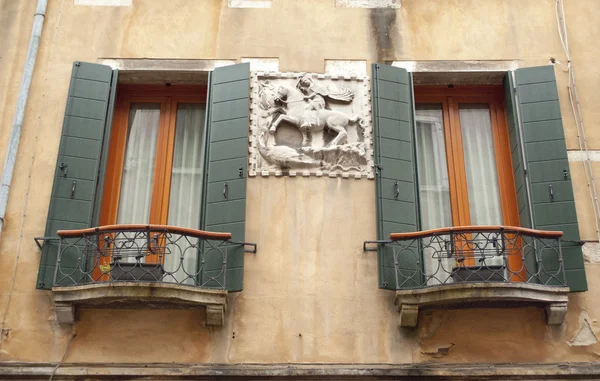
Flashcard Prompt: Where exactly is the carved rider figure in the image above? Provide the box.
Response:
[296,74,326,112]
[295,73,355,130]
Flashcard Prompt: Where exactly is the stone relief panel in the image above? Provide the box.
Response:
[249,72,374,178]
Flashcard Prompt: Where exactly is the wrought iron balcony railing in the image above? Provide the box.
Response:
[52,224,254,289]
[366,226,567,289]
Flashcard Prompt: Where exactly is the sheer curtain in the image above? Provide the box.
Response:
[459,104,503,226]
[116,103,160,263]
[415,105,453,284]
[164,103,206,284]
[459,104,503,267]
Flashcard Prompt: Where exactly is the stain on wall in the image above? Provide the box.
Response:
[370,8,399,62]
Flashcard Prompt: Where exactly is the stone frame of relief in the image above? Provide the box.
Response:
[249,71,374,179]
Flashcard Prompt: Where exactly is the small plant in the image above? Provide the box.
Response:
[98,263,111,273]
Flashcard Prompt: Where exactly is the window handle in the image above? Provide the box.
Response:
[223,182,229,200]
[71,180,77,199]
[549,184,554,201]
[393,181,400,199]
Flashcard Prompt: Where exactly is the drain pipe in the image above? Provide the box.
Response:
[0,0,48,238]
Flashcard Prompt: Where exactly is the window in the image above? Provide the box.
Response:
[36,62,251,295]
[97,85,206,282]
[413,88,522,280]
[414,87,518,230]
[101,86,206,229]
[371,63,586,294]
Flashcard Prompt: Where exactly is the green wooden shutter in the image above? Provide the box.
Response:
[36,62,116,290]
[507,65,587,292]
[372,64,421,290]
[200,63,249,292]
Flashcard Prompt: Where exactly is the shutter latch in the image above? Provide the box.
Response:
[71,180,77,199]
[563,168,569,179]
[59,162,68,177]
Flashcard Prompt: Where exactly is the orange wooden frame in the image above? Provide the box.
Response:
[414,86,522,275]
[99,85,207,227]
[95,85,207,276]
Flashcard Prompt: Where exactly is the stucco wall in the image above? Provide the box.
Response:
[0,0,600,364]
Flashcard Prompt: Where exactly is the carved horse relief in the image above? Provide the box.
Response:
[249,72,374,178]
[268,85,364,147]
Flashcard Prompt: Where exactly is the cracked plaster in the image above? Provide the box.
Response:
[568,311,599,346]
[583,242,600,264]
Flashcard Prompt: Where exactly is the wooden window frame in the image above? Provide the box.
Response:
[99,84,207,228]
[414,86,520,272]
[93,85,207,276]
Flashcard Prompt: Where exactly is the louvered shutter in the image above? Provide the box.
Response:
[36,62,117,289]
[507,65,587,292]
[200,63,249,292]
[372,64,421,290]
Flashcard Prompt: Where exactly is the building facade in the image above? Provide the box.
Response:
[0,0,600,379]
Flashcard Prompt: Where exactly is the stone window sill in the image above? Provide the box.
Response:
[395,283,569,327]
[52,282,227,326]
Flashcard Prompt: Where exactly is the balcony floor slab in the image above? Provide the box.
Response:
[394,282,569,327]
[52,282,227,326]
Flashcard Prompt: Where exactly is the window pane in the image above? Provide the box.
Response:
[116,103,160,225]
[164,103,206,284]
[167,103,206,228]
[459,104,503,225]
[415,104,452,230]
[415,104,453,286]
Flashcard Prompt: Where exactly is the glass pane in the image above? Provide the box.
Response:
[415,104,453,285]
[115,103,160,265]
[459,104,503,225]
[167,103,206,229]
[415,104,452,230]
[116,103,160,225]
[164,103,206,285]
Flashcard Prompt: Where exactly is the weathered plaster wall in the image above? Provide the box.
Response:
[0,0,599,365]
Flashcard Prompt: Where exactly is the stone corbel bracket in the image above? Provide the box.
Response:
[248,71,374,179]
[395,283,570,328]
[52,282,228,326]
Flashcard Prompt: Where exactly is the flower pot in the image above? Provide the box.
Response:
[109,262,164,282]
[451,265,505,283]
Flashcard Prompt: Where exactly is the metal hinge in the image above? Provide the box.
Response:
[231,241,258,254]
[33,237,59,250]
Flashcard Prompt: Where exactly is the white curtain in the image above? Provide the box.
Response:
[164,103,206,284]
[459,104,504,267]
[459,104,503,226]
[116,103,160,263]
[415,105,453,284]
